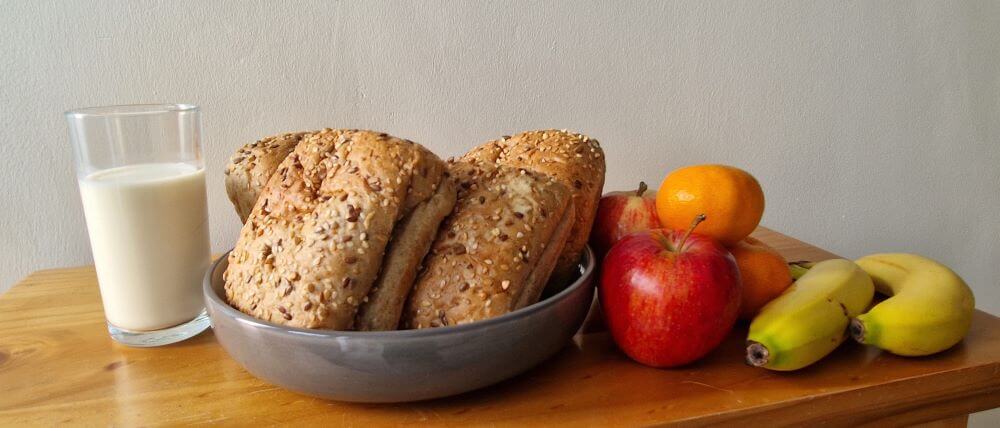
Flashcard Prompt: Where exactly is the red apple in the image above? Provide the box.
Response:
[590,181,661,258]
[600,215,742,367]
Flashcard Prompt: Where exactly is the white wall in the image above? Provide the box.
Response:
[2,1,999,421]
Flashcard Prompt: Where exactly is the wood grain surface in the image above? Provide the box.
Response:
[1,228,998,426]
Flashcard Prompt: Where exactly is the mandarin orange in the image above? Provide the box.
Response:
[731,236,793,319]
[655,164,764,246]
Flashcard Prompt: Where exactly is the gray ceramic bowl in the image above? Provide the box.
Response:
[204,247,595,403]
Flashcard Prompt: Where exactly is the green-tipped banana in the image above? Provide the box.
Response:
[788,261,815,280]
[746,259,874,371]
[852,253,974,356]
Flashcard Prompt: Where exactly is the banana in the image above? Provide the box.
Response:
[746,259,874,371]
[788,261,815,280]
[852,253,975,356]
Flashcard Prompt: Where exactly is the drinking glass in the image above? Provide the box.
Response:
[66,104,211,347]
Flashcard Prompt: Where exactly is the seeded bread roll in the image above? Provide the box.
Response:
[354,179,457,330]
[463,130,605,285]
[224,129,454,330]
[403,159,574,329]
[224,132,311,223]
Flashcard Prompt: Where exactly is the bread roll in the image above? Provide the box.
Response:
[463,130,605,284]
[224,132,310,223]
[224,129,455,330]
[353,176,457,331]
[403,159,574,329]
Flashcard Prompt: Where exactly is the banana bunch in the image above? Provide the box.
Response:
[746,259,874,371]
[852,253,975,356]
[746,253,975,371]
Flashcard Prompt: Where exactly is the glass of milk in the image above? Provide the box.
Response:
[66,104,211,347]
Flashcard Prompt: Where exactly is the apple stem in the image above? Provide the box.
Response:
[676,214,706,252]
[636,181,648,197]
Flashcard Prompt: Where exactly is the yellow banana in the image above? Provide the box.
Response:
[852,253,975,356]
[746,259,874,371]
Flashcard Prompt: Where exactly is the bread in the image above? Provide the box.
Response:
[403,159,575,329]
[463,130,605,284]
[223,129,455,330]
[224,132,310,223]
[353,178,457,330]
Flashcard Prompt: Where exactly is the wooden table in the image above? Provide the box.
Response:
[1,228,998,426]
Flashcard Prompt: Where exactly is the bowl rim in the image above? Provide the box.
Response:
[204,246,595,340]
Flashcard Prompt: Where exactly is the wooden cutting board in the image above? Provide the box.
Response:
[1,228,997,426]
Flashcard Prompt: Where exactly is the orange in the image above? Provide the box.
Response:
[655,164,764,246]
[731,236,793,319]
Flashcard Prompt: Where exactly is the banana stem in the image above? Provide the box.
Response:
[746,341,770,367]
[849,318,867,344]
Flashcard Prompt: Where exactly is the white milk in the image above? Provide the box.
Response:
[79,163,210,331]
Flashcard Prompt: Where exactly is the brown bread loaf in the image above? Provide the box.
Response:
[224,132,311,223]
[463,129,605,284]
[403,158,574,328]
[224,129,455,330]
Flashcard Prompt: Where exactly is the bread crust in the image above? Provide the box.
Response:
[224,129,452,330]
[354,178,457,331]
[514,201,574,309]
[463,130,605,284]
[224,132,310,223]
[403,159,573,329]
